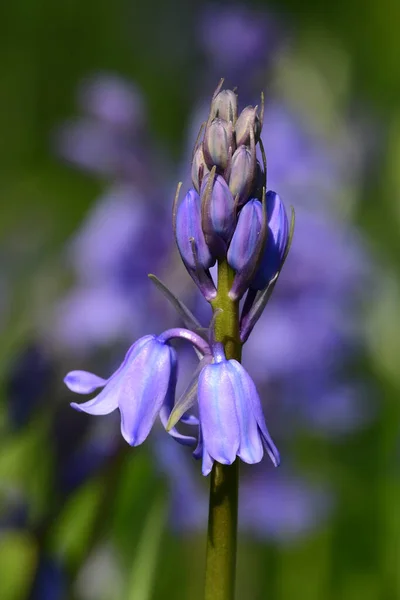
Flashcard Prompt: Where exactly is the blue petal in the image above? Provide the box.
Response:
[70,382,119,415]
[202,446,214,476]
[118,341,176,446]
[111,335,156,381]
[198,362,240,465]
[227,361,264,464]
[159,405,197,446]
[243,368,280,467]
[64,371,107,394]
[67,335,156,417]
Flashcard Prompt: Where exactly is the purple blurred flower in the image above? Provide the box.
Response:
[52,78,172,352]
[7,344,54,428]
[55,74,146,178]
[239,469,333,542]
[30,557,65,600]
[77,74,144,128]
[199,5,284,77]
[154,434,208,531]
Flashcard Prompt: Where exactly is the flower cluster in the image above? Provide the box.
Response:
[175,82,292,306]
[65,84,292,476]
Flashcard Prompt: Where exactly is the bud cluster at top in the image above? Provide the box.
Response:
[193,87,262,204]
[174,81,290,302]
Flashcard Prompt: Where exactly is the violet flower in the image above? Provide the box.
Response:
[196,343,280,476]
[65,334,196,447]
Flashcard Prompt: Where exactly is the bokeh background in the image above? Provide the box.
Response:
[1,1,400,599]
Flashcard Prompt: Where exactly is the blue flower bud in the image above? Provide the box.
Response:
[235,105,261,146]
[251,191,289,290]
[210,89,238,123]
[227,199,263,273]
[203,118,235,170]
[228,145,257,205]
[175,189,215,270]
[201,173,236,258]
[191,146,209,192]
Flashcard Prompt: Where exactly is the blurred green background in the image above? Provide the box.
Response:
[1,0,400,599]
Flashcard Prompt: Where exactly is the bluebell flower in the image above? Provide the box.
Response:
[64,334,196,447]
[196,343,280,475]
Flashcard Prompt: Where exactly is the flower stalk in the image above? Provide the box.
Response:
[204,259,241,600]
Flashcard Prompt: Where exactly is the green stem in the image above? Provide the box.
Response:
[204,260,241,600]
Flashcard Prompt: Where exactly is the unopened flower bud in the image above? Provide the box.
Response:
[251,191,289,290]
[201,173,236,257]
[203,118,235,170]
[229,145,257,205]
[191,146,209,192]
[227,199,263,273]
[235,106,261,146]
[175,189,215,270]
[210,90,238,123]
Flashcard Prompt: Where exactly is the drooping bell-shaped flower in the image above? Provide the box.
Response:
[251,191,289,290]
[64,334,196,447]
[195,343,280,475]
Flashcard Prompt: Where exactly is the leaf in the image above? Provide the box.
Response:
[0,532,37,600]
[148,274,201,331]
[125,494,166,600]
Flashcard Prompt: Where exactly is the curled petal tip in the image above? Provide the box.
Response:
[64,370,107,394]
[121,430,136,447]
